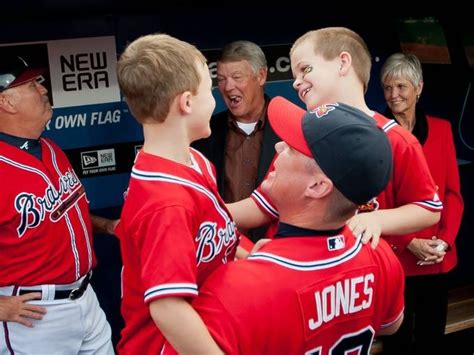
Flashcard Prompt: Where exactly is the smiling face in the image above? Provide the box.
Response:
[290,40,341,111]
[382,76,421,116]
[216,59,266,122]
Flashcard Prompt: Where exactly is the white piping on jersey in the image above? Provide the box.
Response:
[382,119,398,132]
[251,190,279,218]
[75,204,93,271]
[44,139,89,279]
[43,139,61,175]
[0,155,53,185]
[131,168,230,222]
[248,234,363,271]
[191,148,216,185]
[65,212,81,280]
[144,283,198,302]
[414,199,443,210]
[43,139,88,206]
[188,153,202,174]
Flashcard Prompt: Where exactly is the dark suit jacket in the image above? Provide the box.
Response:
[192,98,280,241]
[193,110,279,194]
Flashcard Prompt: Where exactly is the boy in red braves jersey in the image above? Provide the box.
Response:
[166,97,404,354]
[0,55,113,353]
[229,27,442,251]
[116,34,238,354]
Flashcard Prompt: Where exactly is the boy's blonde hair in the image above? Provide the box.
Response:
[291,27,372,93]
[117,33,207,123]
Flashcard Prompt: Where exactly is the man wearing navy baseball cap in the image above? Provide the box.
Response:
[183,97,404,354]
[264,96,392,207]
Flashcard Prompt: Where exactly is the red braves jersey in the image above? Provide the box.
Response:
[187,226,404,355]
[117,148,238,355]
[395,116,463,276]
[0,138,94,286]
[251,112,443,244]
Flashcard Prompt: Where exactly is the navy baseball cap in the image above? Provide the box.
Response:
[0,56,46,92]
[268,96,392,205]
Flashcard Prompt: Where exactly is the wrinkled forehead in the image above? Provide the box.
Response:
[217,59,253,74]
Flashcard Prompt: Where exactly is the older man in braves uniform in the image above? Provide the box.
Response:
[165,97,405,354]
[0,55,113,354]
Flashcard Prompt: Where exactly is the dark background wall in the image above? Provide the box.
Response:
[2,3,473,347]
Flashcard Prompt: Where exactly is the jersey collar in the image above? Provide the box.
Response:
[274,222,344,239]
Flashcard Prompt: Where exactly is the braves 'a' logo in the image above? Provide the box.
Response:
[14,168,83,238]
[310,103,339,118]
[195,217,238,265]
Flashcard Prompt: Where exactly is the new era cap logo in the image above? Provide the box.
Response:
[80,149,115,170]
[310,103,339,118]
[82,155,97,166]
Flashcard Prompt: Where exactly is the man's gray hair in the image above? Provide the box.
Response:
[218,40,267,75]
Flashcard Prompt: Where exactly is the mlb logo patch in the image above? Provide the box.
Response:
[327,235,345,251]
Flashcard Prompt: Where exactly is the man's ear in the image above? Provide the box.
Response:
[0,93,17,114]
[258,67,268,86]
[304,175,333,200]
[178,91,193,114]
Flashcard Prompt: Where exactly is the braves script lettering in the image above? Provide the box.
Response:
[14,168,82,237]
[195,218,237,265]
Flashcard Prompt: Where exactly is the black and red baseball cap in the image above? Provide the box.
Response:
[268,96,393,205]
[0,55,46,92]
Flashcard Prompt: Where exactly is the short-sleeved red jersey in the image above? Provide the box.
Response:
[117,148,238,354]
[188,226,404,354]
[0,138,94,286]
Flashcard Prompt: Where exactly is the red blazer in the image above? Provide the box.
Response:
[398,116,464,276]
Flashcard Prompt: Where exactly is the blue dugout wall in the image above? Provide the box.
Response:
[2,7,473,347]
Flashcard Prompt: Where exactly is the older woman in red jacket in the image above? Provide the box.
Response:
[380,53,464,355]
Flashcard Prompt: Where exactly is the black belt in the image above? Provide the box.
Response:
[18,272,92,300]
